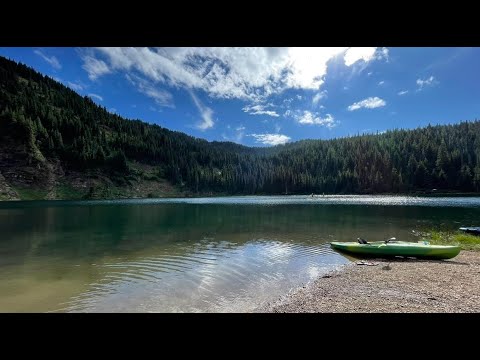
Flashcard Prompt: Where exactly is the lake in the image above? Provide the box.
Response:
[0,195,479,312]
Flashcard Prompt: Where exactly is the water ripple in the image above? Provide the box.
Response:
[64,239,347,312]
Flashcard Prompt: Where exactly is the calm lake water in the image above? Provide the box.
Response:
[1,195,479,312]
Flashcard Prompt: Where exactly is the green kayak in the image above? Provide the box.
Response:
[330,241,460,260]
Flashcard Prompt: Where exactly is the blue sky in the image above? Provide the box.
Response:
[1,47,478,146]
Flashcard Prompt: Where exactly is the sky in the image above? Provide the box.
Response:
[0,47,478,146]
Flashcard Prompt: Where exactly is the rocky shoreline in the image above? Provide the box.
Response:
[260,251,480,313]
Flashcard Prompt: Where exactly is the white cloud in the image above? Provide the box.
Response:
[235,127,245,143]
[82,55,111,80]
[80,47,389,102]
[34,49,61,70]
[126,74,174,108]
[88,93,103,101]
[312,90,327,106]
[378,81,385,86]
[294,111,337,128]
[416,76,438,90]
[242,103,279,117]
[296,95,303,100]
[222,125,245,143]
[250,133,291,146]
[66,81,84,91]
[348,97,386,111]
[377,47,389,61]
[367,72,373,76]
[189,91,214,130]
[344,47,377,66]
[344,47,388,67]
[398,90,409,96]
[109,108,117,113]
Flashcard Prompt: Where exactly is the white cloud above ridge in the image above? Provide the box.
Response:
[348,97,386,111]
[88,93,103,101]
[66,81,84,91]
[294,111,337,128]
[34,50,61,70]
[81,47,389,102]
[82,55,111,80]
[126,74,174,108]
[242,104,279,117]
[250,133,291,146]
[222,125,245,143]
[189,91,214,131]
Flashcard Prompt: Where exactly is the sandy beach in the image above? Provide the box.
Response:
[260,251,480,313]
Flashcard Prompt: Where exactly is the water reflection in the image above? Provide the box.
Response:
[0,196,479,312]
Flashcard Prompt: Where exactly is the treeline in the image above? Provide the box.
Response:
[0,55,479,194]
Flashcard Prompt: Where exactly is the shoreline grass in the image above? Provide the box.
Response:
[419,229,480,251]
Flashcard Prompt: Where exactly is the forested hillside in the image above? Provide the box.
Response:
[0,56,479,200]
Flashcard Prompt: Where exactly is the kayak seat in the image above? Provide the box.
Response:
[357,237,368,244]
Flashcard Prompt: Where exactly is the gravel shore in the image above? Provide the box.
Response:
[260,251,480,313]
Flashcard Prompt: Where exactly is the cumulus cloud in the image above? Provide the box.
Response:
[348,97,386,111]
[344,47,388,67]
[190,91,214,130]
[80,47,389,102]
[242,103,279,117]
[250,133,291,146]
[285,109,337,128]
[378,81,385,86]
[34,49,61,70]
[88,93,103,101]
[416,76,438,90]
[398,90,408,96]
[294,111,337,128]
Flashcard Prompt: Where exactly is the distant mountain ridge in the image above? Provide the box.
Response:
[0,55,479,200]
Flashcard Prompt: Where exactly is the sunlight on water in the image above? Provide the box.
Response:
[64,241,344,313]
[0,195,479,312]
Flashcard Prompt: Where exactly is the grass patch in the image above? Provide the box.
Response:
[14,187,49,200]
[56,183,84,200]
[420,229,480,251]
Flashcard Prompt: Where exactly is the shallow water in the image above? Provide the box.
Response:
[0,195,479,312]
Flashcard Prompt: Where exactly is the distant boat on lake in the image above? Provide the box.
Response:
[459,227,480,236]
